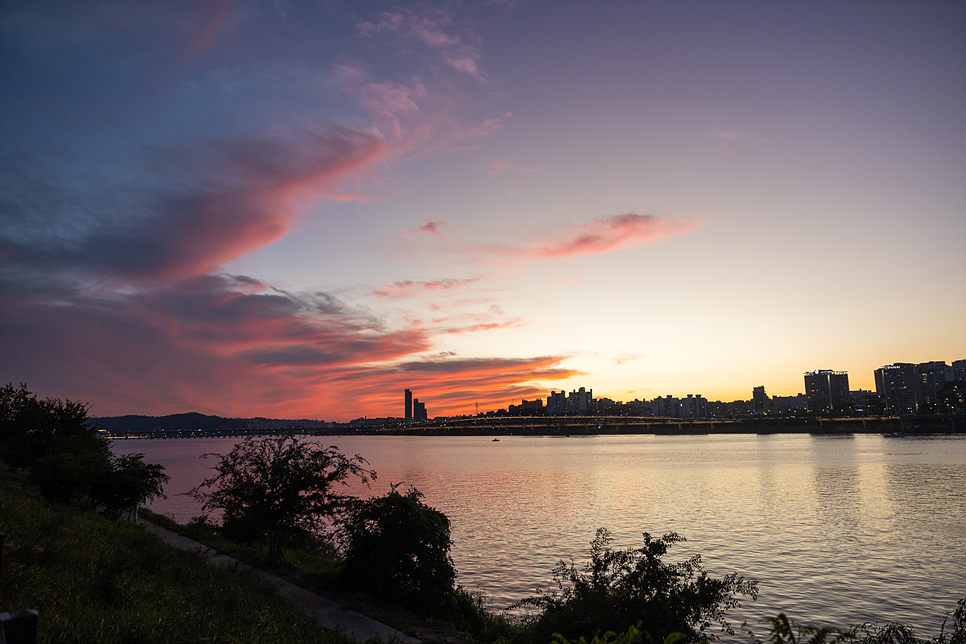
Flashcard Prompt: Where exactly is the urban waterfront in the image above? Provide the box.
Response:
[114,433,966,636]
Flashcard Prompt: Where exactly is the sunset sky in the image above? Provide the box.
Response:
[2,1,964,421]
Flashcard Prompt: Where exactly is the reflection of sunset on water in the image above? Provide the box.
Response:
[116,433,966,635]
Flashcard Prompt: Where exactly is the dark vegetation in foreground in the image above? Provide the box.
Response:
[2,383,964,644]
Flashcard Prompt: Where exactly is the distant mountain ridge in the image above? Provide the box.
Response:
[92,413,247,433]
[92,413,329,433]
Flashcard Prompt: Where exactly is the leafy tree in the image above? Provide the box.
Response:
[0,382,108,469]
[1,383,169,514]
[94,453,170,520]
[191,435,375,561]
[340,484,456,611]
[515,528,758,644]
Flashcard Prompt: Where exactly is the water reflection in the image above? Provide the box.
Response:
[114,434,966,634]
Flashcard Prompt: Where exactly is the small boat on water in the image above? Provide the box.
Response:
[492,438,500,442]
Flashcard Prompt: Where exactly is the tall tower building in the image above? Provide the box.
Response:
[804,370,850,414]
[752,386,769,413]
[404,389,413,419]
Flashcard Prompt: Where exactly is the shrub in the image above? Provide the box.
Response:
[515,528,758,644]
[340,485,456,612]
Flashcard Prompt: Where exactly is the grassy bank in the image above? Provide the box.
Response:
[0,465,357,644]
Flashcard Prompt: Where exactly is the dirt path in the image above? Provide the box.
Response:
[136,518,420,643]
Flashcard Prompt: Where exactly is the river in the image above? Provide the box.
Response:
[112,433,966,636]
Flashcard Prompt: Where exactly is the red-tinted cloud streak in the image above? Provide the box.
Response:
[472,213,694,260]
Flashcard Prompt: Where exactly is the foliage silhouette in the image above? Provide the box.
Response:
[340,484,456,611]
[513,528,757,644]
[0,383,167,516]
[0,382,108,471]
[94,452,170,520]
[191,435,374,561]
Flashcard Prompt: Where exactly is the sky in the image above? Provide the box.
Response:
[2,1,964,421]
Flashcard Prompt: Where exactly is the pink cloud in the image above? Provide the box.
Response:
[2,127,385,283]
[374,276,483,299]
[0,273,567,420]
[471,213,695,260]
[336,63,426,139]
[397,218,450,244]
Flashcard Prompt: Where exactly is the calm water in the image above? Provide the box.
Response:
[113,434,966,635]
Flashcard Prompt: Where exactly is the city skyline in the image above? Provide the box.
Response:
[2,2,964,422]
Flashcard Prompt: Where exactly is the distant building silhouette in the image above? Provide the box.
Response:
[405,389,412,419]
[509,398,544,415]
[547,390,568,414]
[546,387,596,414]
[804,370,850,414]
[413,398,428,420]
[953,359,966,383]
[651,394,707,418]
[875,361,954,413]
[752,386,769,414]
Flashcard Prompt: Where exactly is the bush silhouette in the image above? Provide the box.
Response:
[341,485,456,611]
[515,528,757,644]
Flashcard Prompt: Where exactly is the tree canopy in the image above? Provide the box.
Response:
[1,383,168,518]
[191,435,375,560]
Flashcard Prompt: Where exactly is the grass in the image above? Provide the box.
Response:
[0,465,359,644]
[139,508,516,643]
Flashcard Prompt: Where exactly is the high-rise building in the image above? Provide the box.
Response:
[546,390,567,414]
[404,389,412,419]
[413,399,428,420]
[953,359,966,383]
[752,386,769,413]
[680,394,707,418]
[650,394,707,418]
[876,361,954,413]
[875,363,917,413]
[804,370,850,414]
[569,387,594,414]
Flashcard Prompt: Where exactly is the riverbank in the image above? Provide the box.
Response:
[0,465,395,644]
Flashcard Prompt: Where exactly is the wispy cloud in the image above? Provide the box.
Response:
[335,62,427,139]
[470,213,695,260]
[712,129,743,141]
[184,0,238,54]
[415,117,504,157]
[374,276,482,299]
[489,156,538,175]
[357,9,484,81]
[612,352,644,365]
[397,218,449,244]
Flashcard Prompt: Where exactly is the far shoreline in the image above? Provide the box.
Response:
[103,413,966,439]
